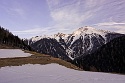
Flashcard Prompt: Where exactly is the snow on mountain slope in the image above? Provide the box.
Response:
[28,33,70,45]
[73,27,107,35]
[65,26,123,59]
[69,26,111,45]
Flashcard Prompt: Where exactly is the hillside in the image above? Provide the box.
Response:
[0,26,32,50]
[74,35,125,74]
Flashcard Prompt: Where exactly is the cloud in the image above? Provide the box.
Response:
[6,8,26,19]
[46,0,101,33]
[11,8,25,17]
[12,27,51,38]
[94,22,125,34]
[8,0,125,38]
[2,0,27,19]
[12,28,50,35]
[47,0,60,9]
[111,25,125,34]
[12,28,41,35]
[116,29,125,34]
[51,9,93,27]
[95,22,125,26]
[98,25,125,34]
[85,0,105,8]
[12,26,67,38]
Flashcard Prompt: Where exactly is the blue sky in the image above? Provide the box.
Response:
[0,0,125,38]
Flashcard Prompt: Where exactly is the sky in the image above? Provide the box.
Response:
[0,0,125,38]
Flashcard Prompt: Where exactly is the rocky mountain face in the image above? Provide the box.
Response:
[74,35,125,74]
[24,26,123,60]
[30,38,71,61]
[65,27,122,59]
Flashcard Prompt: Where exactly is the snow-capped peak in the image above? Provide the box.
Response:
[54,33,66,37]
[73,26,111,36]
[66,26,116,59]
[29,32,70,43]
[30,36,43,43]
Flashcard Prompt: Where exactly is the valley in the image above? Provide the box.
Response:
[0,26,125,83]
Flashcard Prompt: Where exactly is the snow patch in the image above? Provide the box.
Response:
[0,49,31,58]
[0,64,125,83]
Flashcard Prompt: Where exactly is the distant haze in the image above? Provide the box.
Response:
[0,0,125,38]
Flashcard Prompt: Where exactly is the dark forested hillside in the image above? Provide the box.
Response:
[30,38,71,61]
[0,26,32,50]
[74,35,125,74]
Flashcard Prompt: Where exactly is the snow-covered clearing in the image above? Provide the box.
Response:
[0,64,124,83]
[0,49,31,58]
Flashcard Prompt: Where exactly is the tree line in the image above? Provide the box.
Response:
[0,26,32,50]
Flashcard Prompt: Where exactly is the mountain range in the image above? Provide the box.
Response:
[24,26,123,60]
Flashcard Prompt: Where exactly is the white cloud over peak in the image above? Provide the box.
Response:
[94,22,125,34]
[95,22,125,26]
[115,25,125,34]
[46,0,102,33]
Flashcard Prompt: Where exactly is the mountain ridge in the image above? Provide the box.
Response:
[25,26,124,60]
[27,26,116,43]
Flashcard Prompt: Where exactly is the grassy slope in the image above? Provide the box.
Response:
[0,49,81,70]
[0,44,19,49]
